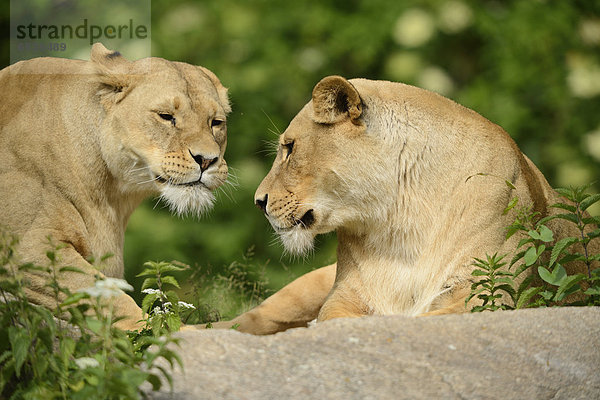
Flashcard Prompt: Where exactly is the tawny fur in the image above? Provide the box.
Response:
[207,76,598,335]
[0,43,230,330]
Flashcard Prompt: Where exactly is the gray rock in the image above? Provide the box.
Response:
[147,307,600,400]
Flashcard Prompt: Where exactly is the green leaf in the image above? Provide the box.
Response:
[584,287,600,296]
[466,287,487,305]
[141,278,158,290]
[554,187,574,200]
[537,213,578,226]
[506,225,521,240]
[523,246,538,266]
[538,225,554,243]
[538,266,553,284]
[538,265,567,286]
[61,292,87,307]
[503,197,519,215]
[516,287,543,309]
[587,228,600,240]
[552,213,579,224]
[8,327,31,377]
[136,268,157,277]
[59,266,85,274]
[510,250,527,268]
[536,244,546,257]
[540,290,554,301]
[495,277,516,287]
[100,252,114,262]
[517,237,534,249]
[85,317,103,335]
[495,284,516,299]
[549,237,578,267]
[555,274,585,301]
[165,313,181,332]
[583,216,600,225]
[528,230,542,240]
[157,264,187,273]
[517,274,536,295]
[46,250,56,262]
[146,373,163,391]
[550,202,576,213]
[160,275,180,288]
[557,253,584,265]
[142,293,159,314]
[471,270,490,277]
[60,337,76,367]
[580,193,600,212]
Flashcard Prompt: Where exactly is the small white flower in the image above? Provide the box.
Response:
[152,306,164,315]
[79,287,103,298]
[74,357,100,369]
[163,302,172,307]
[178,301,196,310]
[142,288,161,295]
[79,278,133,299]
[98,278,134,292]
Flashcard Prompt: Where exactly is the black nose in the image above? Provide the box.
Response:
[190,152,218,172]
[255,194,268,214]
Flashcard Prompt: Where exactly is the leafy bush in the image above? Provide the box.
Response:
[468,185,600,311]
[0,233,181,400]
[182,246,273,324]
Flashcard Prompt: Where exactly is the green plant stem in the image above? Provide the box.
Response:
[576,203,592,279]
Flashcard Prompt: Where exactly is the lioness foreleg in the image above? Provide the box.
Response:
[19,239,144,331]
[191,263,336,335]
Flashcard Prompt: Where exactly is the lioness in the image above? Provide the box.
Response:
[0,44,231,330]
[209,75,597,335]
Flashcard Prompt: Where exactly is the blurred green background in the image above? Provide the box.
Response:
[3,1,600,318]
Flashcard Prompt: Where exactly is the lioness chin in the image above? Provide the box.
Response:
[0,43,231,330]
[206,75,598,335]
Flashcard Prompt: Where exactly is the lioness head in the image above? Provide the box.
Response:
[255,76,400,254]
[91,43,231,217]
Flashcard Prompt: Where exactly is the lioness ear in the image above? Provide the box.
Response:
[198,66,232,114]
[311,76,362,124]
[90,42,133,106]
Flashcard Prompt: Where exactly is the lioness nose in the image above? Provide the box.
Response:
[255,194,268,214]
[190,152,218,172]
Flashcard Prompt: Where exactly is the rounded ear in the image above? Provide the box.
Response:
[311,76,362,124]
[90,42,129,70]
[198,66,232,114]
[90,42,133,107]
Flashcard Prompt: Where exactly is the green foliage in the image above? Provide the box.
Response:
[182,247,273,323]
[136,261,190,335]
[466,253,514,312]
[0,233,181,399]
[469,185,600,312]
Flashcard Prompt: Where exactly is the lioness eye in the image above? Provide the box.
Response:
[158,113,176,127]
[211,119,225,127]
[283,141,294,158]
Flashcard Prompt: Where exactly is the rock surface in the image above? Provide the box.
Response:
[148,307,600,399]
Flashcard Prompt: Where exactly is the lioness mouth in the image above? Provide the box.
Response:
[155,176,205,188]
[295,209,315,228]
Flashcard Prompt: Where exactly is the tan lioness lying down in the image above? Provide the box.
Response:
[207,76,598,335]
[0,44,231,330]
